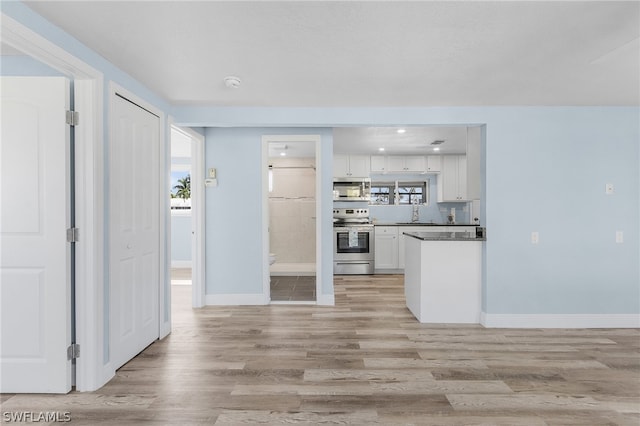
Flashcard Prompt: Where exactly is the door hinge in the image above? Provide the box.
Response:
[66,110,79,126]
[66,227,79,243]
[67,343,80,360]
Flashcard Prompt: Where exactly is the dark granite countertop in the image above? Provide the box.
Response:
[374,222,478,227]
[403,231,486,241]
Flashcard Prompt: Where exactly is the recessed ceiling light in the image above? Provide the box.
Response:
[433,147,440,152]
[397,129,406,134]
[378,147,385,152]
[279,152,286,156]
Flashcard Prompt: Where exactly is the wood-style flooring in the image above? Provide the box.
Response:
[1,275,639,425]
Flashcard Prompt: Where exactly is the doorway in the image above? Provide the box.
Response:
[262,135,322,304]
[169,125,205,309]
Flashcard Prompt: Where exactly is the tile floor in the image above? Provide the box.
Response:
[270,276,316,302]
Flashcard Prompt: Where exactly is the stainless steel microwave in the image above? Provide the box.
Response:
[333,178,371,202]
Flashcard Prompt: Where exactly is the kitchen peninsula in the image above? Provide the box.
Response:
[403,229,486,324]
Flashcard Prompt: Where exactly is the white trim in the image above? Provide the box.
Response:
[1,13,109,392]
[171,260,192,269]
[172,125,206,309]
[481,312,640,328]
[317,293,336,306]
[205,294,269,306]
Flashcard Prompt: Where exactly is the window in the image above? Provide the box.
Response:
[370,182,393,205]
[370,180,428,205]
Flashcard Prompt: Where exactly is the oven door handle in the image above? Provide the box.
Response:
[335,262,372,265]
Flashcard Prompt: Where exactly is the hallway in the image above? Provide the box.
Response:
[1,275,638,425]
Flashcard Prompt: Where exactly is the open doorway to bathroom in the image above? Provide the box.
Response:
[266,138,318,303]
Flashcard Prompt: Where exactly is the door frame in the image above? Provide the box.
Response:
[168,121,206,308]
[0,13,107,390]
[261,134,323,304]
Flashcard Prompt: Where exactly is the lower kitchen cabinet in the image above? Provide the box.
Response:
[375,225,479,273]
[374,226,399,270]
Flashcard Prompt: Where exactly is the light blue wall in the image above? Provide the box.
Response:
[182,106,639,315]
[204,127,334,297]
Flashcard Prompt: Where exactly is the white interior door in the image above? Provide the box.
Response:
[0,76,72,393]
[110,94,160,370]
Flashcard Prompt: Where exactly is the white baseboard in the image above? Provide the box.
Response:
[171,260,192,268]
[481,312,640,328]
[316,293,335,306]
[205,293,268,306]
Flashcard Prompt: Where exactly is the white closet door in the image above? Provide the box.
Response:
[110,94,160,370]
[0,77,72,393]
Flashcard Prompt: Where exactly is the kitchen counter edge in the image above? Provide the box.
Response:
[403,230,486,242]
[373,223,478,227]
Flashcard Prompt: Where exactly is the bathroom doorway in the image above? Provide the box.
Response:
[263,135,320,303]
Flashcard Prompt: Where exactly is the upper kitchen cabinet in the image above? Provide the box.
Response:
[370,155,387,173]
[437,127,482,202]
[426,156,441,173]
[372,155,440,174]
[438,155,468,201]
[387,156,425,173]
[334,154,371,178]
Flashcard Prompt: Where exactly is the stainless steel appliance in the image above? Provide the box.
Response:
[333,178,371,202]
[333,208,374,274]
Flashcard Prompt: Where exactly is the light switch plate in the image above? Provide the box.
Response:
[616,231,623,243]
[531,231,539,244]
[606,183,614,194]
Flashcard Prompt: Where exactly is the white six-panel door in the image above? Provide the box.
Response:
[110,94,160,370]
[0,77,72,393]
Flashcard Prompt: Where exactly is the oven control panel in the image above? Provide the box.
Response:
[333,208,369,220]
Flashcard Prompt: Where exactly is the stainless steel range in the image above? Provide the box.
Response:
[333,208,374,275]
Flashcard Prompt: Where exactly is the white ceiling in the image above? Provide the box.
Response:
[22,1,639,108]
[15,1,639,156]
[334,126,469,155]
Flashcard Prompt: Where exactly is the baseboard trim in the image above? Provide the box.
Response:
[481,312,640,328]
[205,293,268,306]
[316,293,335,306]
[171,260,192,268]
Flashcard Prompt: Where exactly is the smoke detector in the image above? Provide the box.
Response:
[224,76,241,89]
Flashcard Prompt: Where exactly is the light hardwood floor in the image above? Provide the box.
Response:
[2,275,639,425]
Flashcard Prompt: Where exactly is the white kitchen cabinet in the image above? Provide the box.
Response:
[426,155,441,173]
[398,226,427,269]
[370,155,387,173]
[374,226,399,270]
[437,155,468,201]
[334,154,371,178]
[387,156,425,173]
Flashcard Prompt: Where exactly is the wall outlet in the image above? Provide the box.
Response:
[605,183,614,194]
[616,231,624,243]
[531,231,539,244]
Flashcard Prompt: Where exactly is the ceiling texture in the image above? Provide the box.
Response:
[23,1,639,108]
[17,1,640,155]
